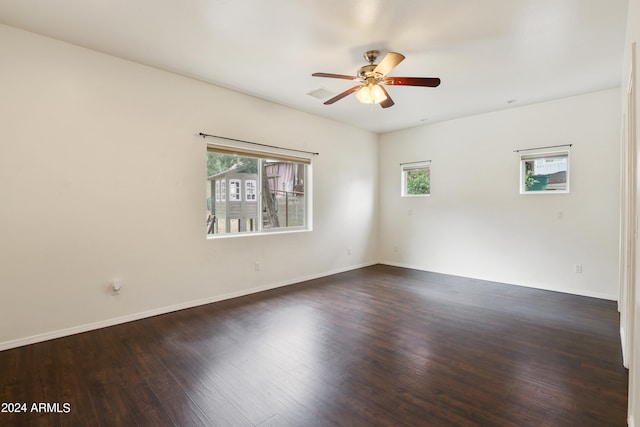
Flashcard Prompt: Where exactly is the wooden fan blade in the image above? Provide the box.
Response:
[384,77,441,87]
[312,72,356,80]
[379,86,395,108]
[373,52,405,76]
[323,85,362,105]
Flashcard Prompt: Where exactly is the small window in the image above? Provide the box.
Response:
[520,151,569,194]
[245,180,257,201]
[229,179,241,201]
[401,161,431,197]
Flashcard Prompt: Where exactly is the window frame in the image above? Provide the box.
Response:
[519,150,570,194]
[206,144,311,238]
[401,160,431,197]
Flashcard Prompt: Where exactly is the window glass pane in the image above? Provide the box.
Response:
[207,150,307,236]
[401,161,431,197]
[406,169,430,195]
[262,160,305,230]
[521,151,569,193]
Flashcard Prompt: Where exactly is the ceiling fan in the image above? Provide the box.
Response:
[312,50,440,108]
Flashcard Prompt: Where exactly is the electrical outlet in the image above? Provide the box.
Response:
[347,247,352,256]
[393,245,399,253]
[574,264,583,274]
[111,281,122,295]
[255,262,260,272]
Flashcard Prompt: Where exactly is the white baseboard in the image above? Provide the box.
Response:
[629,414,634,427]
[0,262,377,352]
[378,260,618,301]
[1,259,618,352]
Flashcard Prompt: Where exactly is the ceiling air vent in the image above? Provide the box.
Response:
[307,88,334,100]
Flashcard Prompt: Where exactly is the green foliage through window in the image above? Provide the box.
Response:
[402,161,431,196]
[407,169,430,195]
[207,153,258,177]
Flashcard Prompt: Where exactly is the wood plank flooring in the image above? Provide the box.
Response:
[0,265,628,426]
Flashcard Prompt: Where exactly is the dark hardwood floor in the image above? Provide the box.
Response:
[0,265,628,426]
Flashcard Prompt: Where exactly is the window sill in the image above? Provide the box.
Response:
[206,227,311,240]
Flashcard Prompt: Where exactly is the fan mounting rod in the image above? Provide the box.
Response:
[363,50,380,64]
[359,50,383,80]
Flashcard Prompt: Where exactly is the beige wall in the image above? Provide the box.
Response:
[379,88,621,299]
[0,24,379,349]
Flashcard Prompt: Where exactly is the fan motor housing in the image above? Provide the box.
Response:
[358,64,382,80]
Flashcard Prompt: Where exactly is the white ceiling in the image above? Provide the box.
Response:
[0,0,630,133]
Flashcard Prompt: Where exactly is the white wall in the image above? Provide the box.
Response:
[378,88,621,300]
[621,0,640,424]
[0,25,379,349]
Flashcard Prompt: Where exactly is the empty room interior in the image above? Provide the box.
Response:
[2,0,640,425]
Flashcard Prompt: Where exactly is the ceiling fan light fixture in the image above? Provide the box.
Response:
[370,84,387,103]
[356,85,372,103]
[356,83,387,104]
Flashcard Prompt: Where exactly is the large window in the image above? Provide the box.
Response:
[206,145,310,236]
[520,151,569,194]
[401,161,431,197]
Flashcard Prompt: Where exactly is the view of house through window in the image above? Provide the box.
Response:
[520,151,569,193]
[401,161,431,197]
[206,146,308,236]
